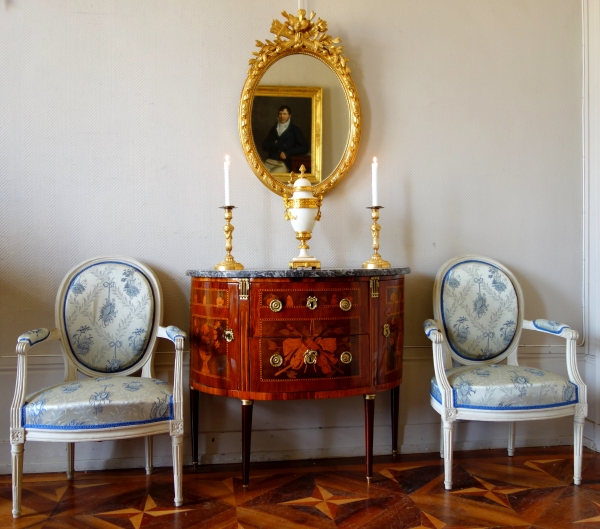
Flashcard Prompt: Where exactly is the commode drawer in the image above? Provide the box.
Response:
[250,280,368,337]
[248,334,370,393]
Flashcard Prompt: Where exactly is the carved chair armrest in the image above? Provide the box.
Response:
[424,319,442,342]
[16,328,61,353]
[523,319,586,405]
[424,319,454,412]
[12,328,61,432]
[157,325,186,422]
[157,325,186,346]
[523,319,574,339]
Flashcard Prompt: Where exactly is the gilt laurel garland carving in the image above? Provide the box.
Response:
[239,9,361,197]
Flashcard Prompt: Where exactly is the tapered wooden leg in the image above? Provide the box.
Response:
[190,388,200,466]
[391,386,400,455]
[145,436,153,475]
[364,394,375,482]
[574,415,585,485]
[508,422,516,457]
[440,420,444,459]
[443,420,454,490]
[171,434,183,506]
[67,442,75,479]
[241,400,253,488]
[11,443,23,518]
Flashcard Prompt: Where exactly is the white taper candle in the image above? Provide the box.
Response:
[371,157,378,206]
[224,155,231,206]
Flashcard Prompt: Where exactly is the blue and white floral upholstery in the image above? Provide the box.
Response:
[23,376,173,430]
[441,260,518,362]
[10,257,186,519]
[63,262,155,373]
[430,365,578,411]
[424,255,587,492]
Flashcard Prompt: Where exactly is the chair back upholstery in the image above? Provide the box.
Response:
[433,255,524,365]
[56,257,162,376]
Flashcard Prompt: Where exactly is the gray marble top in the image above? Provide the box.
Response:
[186,267,411,278]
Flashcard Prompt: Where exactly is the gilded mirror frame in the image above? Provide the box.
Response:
[239,9,361,197]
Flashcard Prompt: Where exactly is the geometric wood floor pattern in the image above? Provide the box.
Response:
[2,446,600,528]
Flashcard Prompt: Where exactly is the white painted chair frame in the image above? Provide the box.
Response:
[9,256,186,518]
[424,255,587,490]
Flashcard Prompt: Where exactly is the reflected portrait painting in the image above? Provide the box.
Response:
[251,86,322,183]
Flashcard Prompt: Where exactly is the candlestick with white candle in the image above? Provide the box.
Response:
[224,155,231,206]
[371,157,378,207]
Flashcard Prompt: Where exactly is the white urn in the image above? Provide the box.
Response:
[284,174,322,269]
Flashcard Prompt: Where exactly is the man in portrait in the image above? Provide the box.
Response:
[262,105,308,173]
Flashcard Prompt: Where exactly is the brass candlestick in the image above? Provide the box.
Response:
[215,206,244,271]
[362,206,391,269]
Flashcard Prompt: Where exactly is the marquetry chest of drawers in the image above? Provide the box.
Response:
[186,268,410,486]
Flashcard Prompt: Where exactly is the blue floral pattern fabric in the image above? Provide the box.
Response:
[22,376,173,430]
[441,261,518,361]
[533,319,569,334]
[430,364,578,410]
[18,328,50,346]
[63,262,154,373]
[423,319,438,337]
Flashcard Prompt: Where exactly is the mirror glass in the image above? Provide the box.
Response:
[252,55,350,183]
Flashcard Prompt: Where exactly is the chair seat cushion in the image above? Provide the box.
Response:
[22,376,173,430]
[430,364,578,410]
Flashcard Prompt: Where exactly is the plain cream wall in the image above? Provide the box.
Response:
[0,0,585,472]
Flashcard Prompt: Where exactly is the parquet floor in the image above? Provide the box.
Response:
[2,446,600,528]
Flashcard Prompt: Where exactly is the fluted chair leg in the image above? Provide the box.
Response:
[171,435,183,506]
[508,422,516,456]
[574,416,584,485]
[145,436,153,475]
[443,420,454,490]
[11,443,23,518]
[66,442,75,479]
[440,420,444,459]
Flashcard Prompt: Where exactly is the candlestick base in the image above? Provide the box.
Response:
[362,206,391,269]
[214,205,244,271]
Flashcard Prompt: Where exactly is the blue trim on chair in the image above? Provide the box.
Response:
[63,260,156,374]
[440,259,519,362]
[18,329,50,346]
[533,319,569,335]
[429,385,578,411]
[22,396,174,430]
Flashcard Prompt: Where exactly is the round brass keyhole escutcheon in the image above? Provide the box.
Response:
[339,298,352,311]
[224,329,234,342]
[340,351,352,364]
[382,324,391,338]
[269,299,283,312]
[270,353,283,367]
[304,349,318,364]
[306,296,318,310]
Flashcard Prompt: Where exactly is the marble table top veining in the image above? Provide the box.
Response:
[186,267,411,278]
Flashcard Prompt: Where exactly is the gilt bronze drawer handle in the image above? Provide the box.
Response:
[269,299,283,312]
[224,329,234,342]
[306,296,318,310]
[383,323,391,338]
[340,351,352,364]
[270,353,283,367]
[304,349,318,364]
[339,298,352,311]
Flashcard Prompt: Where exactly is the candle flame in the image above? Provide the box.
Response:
[373,157,377,163]
[225,155,230,162]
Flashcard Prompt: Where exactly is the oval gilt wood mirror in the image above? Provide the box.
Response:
[239,10,361,197]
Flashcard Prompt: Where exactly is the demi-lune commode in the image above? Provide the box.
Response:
[186,267,410,486]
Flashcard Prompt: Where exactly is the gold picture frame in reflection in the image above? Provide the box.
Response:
[251,86,322,184]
